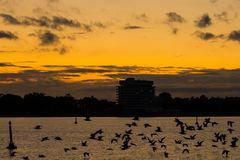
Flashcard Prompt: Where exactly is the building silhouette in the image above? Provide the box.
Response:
[116,78,155,110]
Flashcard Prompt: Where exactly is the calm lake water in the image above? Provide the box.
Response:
[0,117,240,160]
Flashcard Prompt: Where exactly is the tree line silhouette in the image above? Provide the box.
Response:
[1,92,240,116]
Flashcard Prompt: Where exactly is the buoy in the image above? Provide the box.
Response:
[7,121,17,150]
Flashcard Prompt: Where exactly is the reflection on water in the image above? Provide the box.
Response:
[0,117,240,160]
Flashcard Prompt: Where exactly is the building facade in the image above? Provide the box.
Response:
[116,78,155,110]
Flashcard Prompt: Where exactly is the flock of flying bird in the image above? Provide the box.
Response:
[7,116,239,159]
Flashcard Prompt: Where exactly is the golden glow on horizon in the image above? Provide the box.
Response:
[0,0,240,83]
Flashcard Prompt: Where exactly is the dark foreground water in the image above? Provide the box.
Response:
[0,117,240,160]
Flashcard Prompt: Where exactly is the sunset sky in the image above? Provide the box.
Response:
[0,0,240,100]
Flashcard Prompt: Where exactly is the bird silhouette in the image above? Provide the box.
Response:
[55,136,62,141]
[204,118,211,124]
[122,134,131,141]
[175,140,182,144]
[137,133,144,137]
[211,122,218,127]
[111,138,118,144]
[115,133,122,138]
[81,141,88,146]
[230,137,238,147]
[155,126,162,132]
[164,151,169,158]
[130,142,137,146]
[222,150,229,157]
[22,156,29,160]
[34,125,42,130]
[222,140,227,145]
[125,129,132,134]
[175,118,183,126]
[196,124,203,130]
[184,134,196,140]
[95,129,103,134]
[212,144,218,148]
[90,129,104,140]
[97,135,104,141]
[41,137,49,142]
[83,152,90,158]
[90,133,96,139]
[64,148,70,152]
[84,116,91,121]
[161,144,167,149]
[141,136,147,140]
[131,122,137,126]
[133,116,139,121]
[182,148,190,154]
[149,139,157,146]
[227,128,234,134]
[158,137,166,143]
[182,143,188,147]
[185,123,195,131]
[179,125,186,134]
[71,147,77,150]
[227,121,234,127]
[151,133,158,137]
[203,122,208,127]
[38,154,45,158]
[121,140,131,150]
[152,146,157,152]
[144,123,151,128]
[10,151,16,157]
[195,141,204,147]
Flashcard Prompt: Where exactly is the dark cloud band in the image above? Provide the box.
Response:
[0,30,18,40]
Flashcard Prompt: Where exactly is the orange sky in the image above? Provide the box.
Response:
[0,0,240,99]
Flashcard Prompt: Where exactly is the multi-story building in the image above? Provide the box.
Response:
[116,78,155,110]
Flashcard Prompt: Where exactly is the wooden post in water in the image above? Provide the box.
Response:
[74,117,78,124]
[7,121,17,150]
[195,116,199,125]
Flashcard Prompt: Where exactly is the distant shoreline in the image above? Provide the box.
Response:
[1,113,240,117]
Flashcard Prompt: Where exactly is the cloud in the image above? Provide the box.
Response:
[0,62,32,68]
[0,13,93,32]
[214,11,229,23]
[209,0,218,3]
[53,45,68,55]
[32,7,48,15]
[82,24,92,32]
[194,31,224,40]
[0,50,17,53]
[47,0,59,3]
[164,12,185,35]
[124,24,143,30]
[0,13,20,25]
[166,12,185,23]
[38,30,59,45]
[195,13,212,28]
[135,13,149,22]
[2,66,240,99]
[52,16,80,28]
[0,62,15,67]
[171,27,178,35]
[22,16,52,28]
[228,30,240,42]
[0,30,18,39]
[42,65,75,68]
[93,22,106,28]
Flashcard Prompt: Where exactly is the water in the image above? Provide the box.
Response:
[0,117,240,160]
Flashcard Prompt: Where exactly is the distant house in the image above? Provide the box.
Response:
[116,78,155,111]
